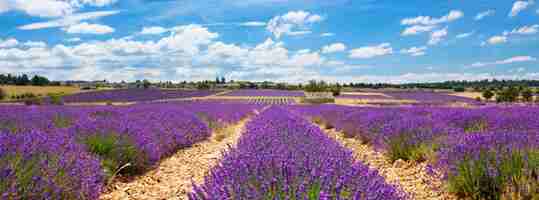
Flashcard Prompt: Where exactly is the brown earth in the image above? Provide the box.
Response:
[100,119,249,200]
[320,127,456,200]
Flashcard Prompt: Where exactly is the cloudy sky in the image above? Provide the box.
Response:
[0,0,538,83]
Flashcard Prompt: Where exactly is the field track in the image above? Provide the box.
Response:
[100,117,252,200]
[319,126,456,200]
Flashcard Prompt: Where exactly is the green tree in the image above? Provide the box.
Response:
[482,89,494,100]
[304,80,328,92]
[142,79,151,89]
[31,75,50,86]
[15,74,30,85]
[453,86,466,92]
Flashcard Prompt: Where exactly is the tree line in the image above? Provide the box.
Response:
[481,86,537,103]
[0,74,52,86]
[345,79,539,91]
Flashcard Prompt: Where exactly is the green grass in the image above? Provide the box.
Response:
[81,133,141,180]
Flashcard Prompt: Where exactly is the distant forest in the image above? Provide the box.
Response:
[2,73,539,90]
[346,79,539,90]
[0,74,53,86]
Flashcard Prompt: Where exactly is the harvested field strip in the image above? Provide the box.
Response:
[319,126,454,200]
[100,118,250,200]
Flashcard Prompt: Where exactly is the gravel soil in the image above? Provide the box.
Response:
[100,119,249,200]
[321,127,456,200]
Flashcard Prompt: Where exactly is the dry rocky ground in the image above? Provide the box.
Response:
[101,110,455,200]
[320,127,456,200]
[100,119,249,200]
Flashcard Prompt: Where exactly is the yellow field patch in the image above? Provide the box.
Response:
[0,85,80,99]
[335,98,417,106]
[448,92,483,99]
[341,92,392,97]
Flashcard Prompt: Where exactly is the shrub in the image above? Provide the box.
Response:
[0,88,6,100]
[330,86,341,96]
[53,114,72,128]
[196,112,223,131]
[453,87,466,92]
[481,89,494,100]
[521,88,533,102]
[80,132,142,179]
[48,93,64,105]
[24,97,43,106]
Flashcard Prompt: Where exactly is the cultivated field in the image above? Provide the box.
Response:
[0,85,80,99]
[1,89,537,200]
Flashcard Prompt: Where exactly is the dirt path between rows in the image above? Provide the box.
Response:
[320,127,455,200]
[100,118,249,200]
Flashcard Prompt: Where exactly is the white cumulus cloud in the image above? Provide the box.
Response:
[320,33,335,37]
[321,43,347,54]
[23,41,47,48]
[401,10,464,26]
[456,32,474,39]
[470,56,536,67]
[64,22,114,34]
[349,43,393,59]
[140,26,168,35]
[401,25,436,36]
[509,24,539,35]
[0,0,117,18]
[239,21,266,27]
[266,10,323,39]
[509,0,534,17]
[18,10,120,30]
[487,35,507,45]
[428,27,448,45]
[400,46,427,56]
[475,10,495,20]
[0,38,19,48]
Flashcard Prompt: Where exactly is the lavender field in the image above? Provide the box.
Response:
[1,92,538,200]
[62,89,218,103]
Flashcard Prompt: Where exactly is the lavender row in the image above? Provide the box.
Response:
[221,89,305,97]
[0,102,259,199]
[382,91,479,105]
[288,104,539,199]
[191,106,403,200]
[62,89,217,103]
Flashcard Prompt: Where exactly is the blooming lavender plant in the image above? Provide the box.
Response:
[437,132,539,200]
[0,130,104,200]
[190,106,403,200]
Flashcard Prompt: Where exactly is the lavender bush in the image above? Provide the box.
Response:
[437,132,539,200]
[70,104,211,174]
[0,101,263,198]
[289,104,539,199]
[190,106,403,200]
[0,130,104,200]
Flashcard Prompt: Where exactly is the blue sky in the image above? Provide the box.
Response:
[0,0,538,83]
